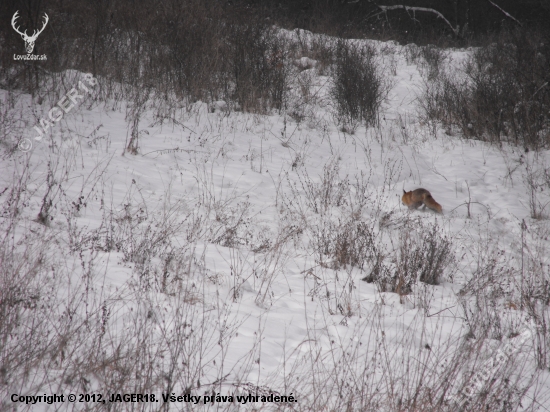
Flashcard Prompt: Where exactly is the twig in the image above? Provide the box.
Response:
[486,0,523,26]
[427,305,456,317]
[448,201,488,215]
[370,4,459,36]
[141,147,207,157]
[533,82,548,98]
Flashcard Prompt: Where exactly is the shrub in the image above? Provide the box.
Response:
[312,218,377,270]
[421,28,550,149]
[364,222,454,295]
[331,40,389,132]
[227,25,288,113]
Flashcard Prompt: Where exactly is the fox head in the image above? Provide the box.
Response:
[401,190,409,205]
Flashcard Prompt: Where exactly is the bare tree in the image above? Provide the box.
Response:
[364,0,523,38]
[368,3,460,36]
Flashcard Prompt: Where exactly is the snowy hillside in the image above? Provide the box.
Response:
[2,29,550,411]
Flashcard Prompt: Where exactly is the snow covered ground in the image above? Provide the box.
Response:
[2,29,550,411]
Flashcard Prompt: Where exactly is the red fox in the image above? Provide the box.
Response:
[402,188,442,214]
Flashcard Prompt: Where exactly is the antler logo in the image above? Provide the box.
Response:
[11,11,49,54]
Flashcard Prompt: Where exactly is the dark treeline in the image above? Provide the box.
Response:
[2,0,549,73]
[2,0,549,64]
[1,0,549,120]
[1,0,279,104]
[251,0,550,42]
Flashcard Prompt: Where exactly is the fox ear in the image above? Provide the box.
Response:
[403,189,406,194]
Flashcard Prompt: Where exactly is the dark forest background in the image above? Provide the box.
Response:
[2,0,549,81]
[1,0,549,143]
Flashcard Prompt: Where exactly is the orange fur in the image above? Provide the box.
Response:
[402,188,442,214]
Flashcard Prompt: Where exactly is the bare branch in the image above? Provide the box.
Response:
[371,5,460,36]
[486,0,523,26]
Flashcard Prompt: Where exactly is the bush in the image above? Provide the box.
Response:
[331,40,389,132]
[312,218,377,270]
[228,25,288,113]
[421,28,550,149]
[364,222,454,295]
